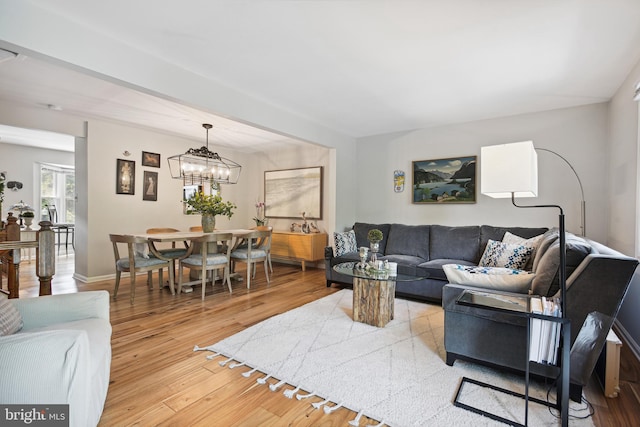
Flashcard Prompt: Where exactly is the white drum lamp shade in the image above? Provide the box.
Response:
[481,140,538,198]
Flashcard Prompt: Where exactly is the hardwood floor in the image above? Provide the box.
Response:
[12,253,640,426]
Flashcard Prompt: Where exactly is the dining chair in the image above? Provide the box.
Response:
[178,232,233,300]
[235,226,274,273]
[46,204,75,254]
[145,227,188,286]
[109,234,171,304]
[230,229,271,289]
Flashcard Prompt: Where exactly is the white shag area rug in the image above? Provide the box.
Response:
[195,289,594,427]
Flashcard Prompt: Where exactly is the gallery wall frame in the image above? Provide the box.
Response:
[143,171,158,201]
[412,155,476,203]
[265,166,323,219]
[142,151,161,168]
[116,159,135,195]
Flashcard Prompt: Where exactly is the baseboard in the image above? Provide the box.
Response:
[613,319,640,362]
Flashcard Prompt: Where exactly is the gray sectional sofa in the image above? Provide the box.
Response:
[325,222,548,302]
[325,222,639,400]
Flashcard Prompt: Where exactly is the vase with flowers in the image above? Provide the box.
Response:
[253,201,267,226]
[186,192,236,233]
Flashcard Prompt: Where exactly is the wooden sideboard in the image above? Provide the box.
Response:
[271,231,327,271]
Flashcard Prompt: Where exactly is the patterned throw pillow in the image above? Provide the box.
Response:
[502,231,543,270]
[333,230,357,256]
[443,264,536,293]
[0,294,23,336]
[479,239,534,270]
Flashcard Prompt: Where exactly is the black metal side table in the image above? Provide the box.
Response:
[454,290,570,427]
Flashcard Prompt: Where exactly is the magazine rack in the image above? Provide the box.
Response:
[454,290,570,427]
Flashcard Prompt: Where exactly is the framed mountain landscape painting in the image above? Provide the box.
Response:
[412,156,476,203]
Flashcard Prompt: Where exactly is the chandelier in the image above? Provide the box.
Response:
[167,123,242,185]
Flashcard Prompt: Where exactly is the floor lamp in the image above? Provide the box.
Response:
[480,140,569,425]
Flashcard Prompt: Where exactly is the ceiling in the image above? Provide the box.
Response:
[1,0,640,151]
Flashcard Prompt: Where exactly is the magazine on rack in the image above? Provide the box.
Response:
[529,297,562,364]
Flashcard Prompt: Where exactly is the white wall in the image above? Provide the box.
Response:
[356,103,609,242]
[607,57,640,353]
[0,142,74,219]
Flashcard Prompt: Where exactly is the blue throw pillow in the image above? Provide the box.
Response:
[333,230,357,256]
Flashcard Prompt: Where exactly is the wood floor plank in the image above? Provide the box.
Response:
[10,252,640,426]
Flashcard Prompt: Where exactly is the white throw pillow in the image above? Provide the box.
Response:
[502,231,543,270]
[0,293,23,336]
[443,264,536,293]
[479,239,534,270]
[333,230,357,256]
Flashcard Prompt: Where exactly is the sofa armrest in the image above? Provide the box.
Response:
[0,329,92,424]
[12,291,110,331]
[324,246,334,259]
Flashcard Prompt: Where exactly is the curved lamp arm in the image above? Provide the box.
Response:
[536,148,586,237]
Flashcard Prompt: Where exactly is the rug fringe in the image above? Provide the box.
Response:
[257,374,272,384]
[242,367,258,378]
[205,352,221,360]
[296,391,315,400]
[218,356,234,367]
[312,398,330,409]
[283,386,300,399]
[269,379,286,391]
[323,401,343,414]
[366,420,386,427]
[348,410,364,426]
[229,361,245,369]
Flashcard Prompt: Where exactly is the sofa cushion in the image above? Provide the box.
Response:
[419,258,475,281]
[531,233,592,297]
[479,239,534,270]
[333,229,357,256]
[443,264,536,293]
[531,228,559,272]
[0,295,23,336]
[430,225,480,262]
[385,224,430,260]
[353,222,391,254]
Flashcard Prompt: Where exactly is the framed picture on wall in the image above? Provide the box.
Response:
[412,155,476,203]
[116,159,135,195]
[143,171,158,201]
[264,166,323,219]
[142,151,161,168]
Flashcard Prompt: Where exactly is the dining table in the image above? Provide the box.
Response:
[132,229,254,294]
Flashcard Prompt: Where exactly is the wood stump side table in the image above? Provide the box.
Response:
[333,262,428,328]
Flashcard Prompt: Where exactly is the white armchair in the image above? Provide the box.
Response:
[0,291,112,427]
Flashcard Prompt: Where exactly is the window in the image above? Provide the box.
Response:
[40,163,75,223]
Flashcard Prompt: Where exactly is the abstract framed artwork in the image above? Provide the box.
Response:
[143,171,158,201]
[265,166,323,219]
[116,159,135,195]
[142,151,161,168]
[412,155,476,203]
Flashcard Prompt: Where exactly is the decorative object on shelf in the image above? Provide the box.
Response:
[480,140,570,425]
[141,151,161,168]
[20,210,34,229]
[357,246,369,269]
[264,166,323,219]
[412,156,476,203]
[253,200,267,226]
[301,211,310,234]
[143,171,158,201]
[116,159,135,195]
[168,123,241,185]
[6,181,23,191]
[394,170,405,192]
[186,191,236,233]
[367,228,383,262]
[9,200,34,227]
